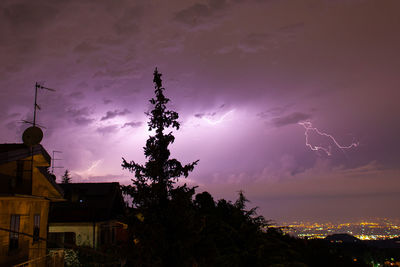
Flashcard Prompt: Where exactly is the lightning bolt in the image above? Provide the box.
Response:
[75,160,103,179]
[298,121,358,156]
[203,110,234,125]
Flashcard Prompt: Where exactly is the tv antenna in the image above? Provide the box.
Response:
[51,150,64,174]
[20,82,57,186]
[33,82,56,127]
[21,82,56,146]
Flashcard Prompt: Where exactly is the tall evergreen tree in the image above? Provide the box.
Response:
[61,169,71,184]
[122,68,198,207]
[121,68,199,266]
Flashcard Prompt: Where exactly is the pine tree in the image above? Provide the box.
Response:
[122,68,198,207]
[121,68,199,266]
[61,169,71,184]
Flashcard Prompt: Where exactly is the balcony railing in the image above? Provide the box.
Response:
[12,249,64,267]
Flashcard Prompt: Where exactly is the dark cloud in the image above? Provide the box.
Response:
[271,112,311,127]
[277,22,305,37]
[238,33,271,53]
[194,113,205,118]
[92,80,118,92]
[8,112,21,118]
[113,6,143,35]
[73,42,99,54]
[67,107,93,125]
[74,117,94,126]
[122,121,143,128]
[97,36,125,46]
[93,68,138,79]
[174,0,228,29]
[257,104,293,119]
[2,3,59,29]
[5,121,17,130]
[114,22,139,36]
[218,20,304,55]
[158,35,186,53]
[76,81,88,88]
[194,111,217,119]
[67,107,91,118]
[175,3,211,26]
[261,107,284,117]
[103,99,112,104]
[209,0,227,9]
[100,109,130,121]
[194,104,225,120]
[96,125,118,135]
[4,65,22,73]
[69,92,84,99]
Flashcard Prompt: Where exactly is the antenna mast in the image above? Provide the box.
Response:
[51,150,64,174]
[33,82,56,127]
[22,82,57,193]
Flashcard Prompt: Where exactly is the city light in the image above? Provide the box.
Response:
[279,218,400,240]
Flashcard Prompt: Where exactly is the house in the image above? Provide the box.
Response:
[48,182,127,251]
[0,144,64,267]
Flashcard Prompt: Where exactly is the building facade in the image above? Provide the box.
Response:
[48,182,127,250]
[0,144,64,266]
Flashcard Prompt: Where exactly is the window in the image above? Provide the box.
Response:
[9,215,20,251]
[33,214,40,242]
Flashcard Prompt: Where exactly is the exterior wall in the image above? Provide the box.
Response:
[31,168,61,199]
[49,223,98,248]
[0,154,62,200]
[49,221,128,249]
[0,145,64,266]
[0,160,25,177]
[0,197,49,266]
[0,160,32,195]
[0,153,48,177]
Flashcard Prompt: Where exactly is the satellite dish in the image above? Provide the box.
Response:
[22,126,43,146]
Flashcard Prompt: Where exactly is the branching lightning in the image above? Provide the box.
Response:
[298,121,358,156]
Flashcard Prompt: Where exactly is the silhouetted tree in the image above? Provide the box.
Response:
[61,169,71,184]
[122,68,199,266]
[122,68,198,206]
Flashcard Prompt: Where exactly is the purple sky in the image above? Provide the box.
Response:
[1,0,400,222]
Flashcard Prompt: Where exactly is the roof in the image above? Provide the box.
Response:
[0,143,51,165]
[37,167,64,197]
[49,182,126,223]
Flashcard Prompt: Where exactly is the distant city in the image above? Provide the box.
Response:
[277,218,400,240]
